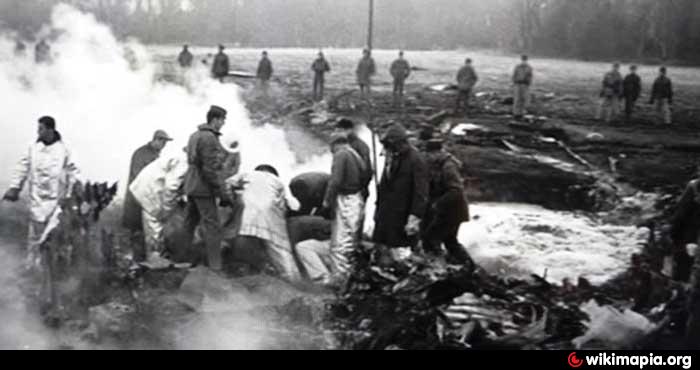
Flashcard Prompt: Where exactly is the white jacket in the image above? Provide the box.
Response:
[10,139,80,223]
[227,171,290,250]
[129,154,188,220]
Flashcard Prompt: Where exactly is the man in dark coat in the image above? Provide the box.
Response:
[356,49,376,100]
[390,51,411,107]
[178,45,193,68]
[256,51,273,93]
[670,174,700,282]
[122,130,173,259]
[649,67,674,125]
[183,105,227,270]
[289,172,331,216]
[622,65,641,122]
[421,139,472,264]
[373,123,429,249]
[456,58,479,115]
[212,45,230,82]
[311,51,331,101]
[596,63,623,123]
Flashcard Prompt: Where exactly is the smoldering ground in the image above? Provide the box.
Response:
[0,4,332,350]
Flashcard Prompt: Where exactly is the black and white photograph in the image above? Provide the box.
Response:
[0,0,699,356]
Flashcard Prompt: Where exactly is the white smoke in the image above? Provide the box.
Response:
[0,3,334,349]
[0,3,329,196]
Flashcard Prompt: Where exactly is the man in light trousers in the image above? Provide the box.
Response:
[322,133,367,284]
[512,55,534,119]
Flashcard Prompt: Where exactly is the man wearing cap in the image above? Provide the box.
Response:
[212,45,230,82]
[373,123,429,250]
[390,51,411,107]
[336,118,373,200]
[322,133,368,282]
[122,130,173,260]
[422,139,472,264]
[183,105,227,270]
[4,116,81,271]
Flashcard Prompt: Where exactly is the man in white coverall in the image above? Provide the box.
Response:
[3,116,81,271]
[129,149,189,266]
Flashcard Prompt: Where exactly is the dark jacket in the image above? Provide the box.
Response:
[623,73,641,100]
[670,179,700,282]
[287,216,331,245]
[348,133,373,195]
[390,59,411,81]
[356,56,376,85]
[457,65,478,91]
[212,52,230,78]
[324,146,367,206]
[650,75,674,104]
[373,143,429,248]
[184,124,224,197]
[257,57,273,81]
[512,63,533,85]
[312,58,331,75]
[122,143,160,230]
[600,71,623,98]
[427,152,470,223]
[290,172,330,214]
[671,180,700,247]
[178,50,193,68]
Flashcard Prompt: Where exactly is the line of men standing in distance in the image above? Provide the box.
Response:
[179,45,677,125]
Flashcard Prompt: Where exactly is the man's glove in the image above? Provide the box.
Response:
[3,188,20,202]
[404,215,422,236]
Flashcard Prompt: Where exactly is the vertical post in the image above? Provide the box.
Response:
[368,0,374,51]
[367,0,379,191]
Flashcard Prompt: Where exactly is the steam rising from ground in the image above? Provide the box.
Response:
[0,4,328,194]
[0,4,331,350]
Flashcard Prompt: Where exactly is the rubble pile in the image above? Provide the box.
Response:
[325,242,684,350]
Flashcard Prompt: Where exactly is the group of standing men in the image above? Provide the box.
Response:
[596,63,674,124]
[320,119,472,285]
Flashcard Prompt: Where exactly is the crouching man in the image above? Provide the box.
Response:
[226,165,301,281]
[129,150,189,267]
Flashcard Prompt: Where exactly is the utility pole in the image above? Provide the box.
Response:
[368,0,374,50]
[367,0,379,190]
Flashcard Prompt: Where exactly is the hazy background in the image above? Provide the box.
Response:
[2,0,700,64]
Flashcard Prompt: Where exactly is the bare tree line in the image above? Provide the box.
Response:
[1,0,699,63]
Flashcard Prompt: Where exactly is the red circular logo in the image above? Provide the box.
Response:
[568,352,583,368]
